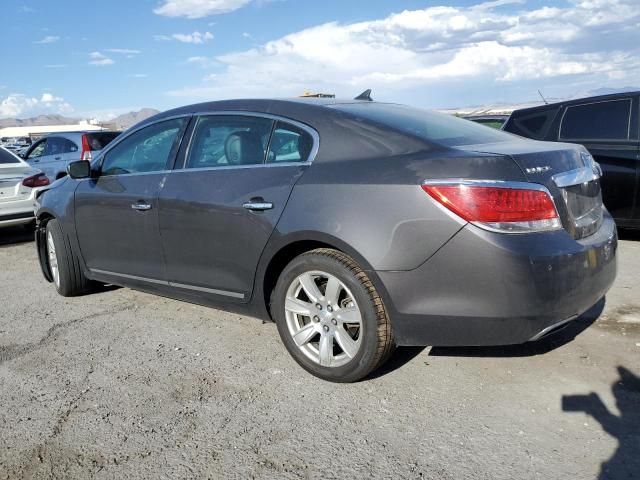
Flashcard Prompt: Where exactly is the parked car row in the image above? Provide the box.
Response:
[503,91,640,230]
[32,95,617,382]
[0,147,49,228]
[0,130,121,228]
[20,131,120,180]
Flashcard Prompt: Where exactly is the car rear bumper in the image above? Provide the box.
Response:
[0,197,36,227]
[377,212,617,346]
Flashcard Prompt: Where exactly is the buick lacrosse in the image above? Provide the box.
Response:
[35,96,617,382]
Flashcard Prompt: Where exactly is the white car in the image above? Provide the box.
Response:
[0,147,49,228]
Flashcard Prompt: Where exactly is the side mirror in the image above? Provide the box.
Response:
[67,160,91,179]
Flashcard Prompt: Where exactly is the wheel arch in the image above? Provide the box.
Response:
[35,212,56,283]
[257,231,390,321]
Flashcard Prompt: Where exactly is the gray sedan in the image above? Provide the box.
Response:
[33,98,617,382]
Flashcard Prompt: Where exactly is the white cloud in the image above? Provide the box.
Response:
[0,92,73,118]
[186,56,217,67]
[129,74,148,78]
[172,31,214,44]
[154,0,252,18]
[34,35,60,44]
[45,64,67,69]
[167,0,640,104]
[105,48,142,55]
[88,51,115,66]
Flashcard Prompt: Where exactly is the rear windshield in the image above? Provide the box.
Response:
[86,132,121,150]
[332,103,513,147]
[0,147,21,164]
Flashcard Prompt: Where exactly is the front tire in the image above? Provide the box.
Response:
[274,248,394,382]
[46,219,93,297]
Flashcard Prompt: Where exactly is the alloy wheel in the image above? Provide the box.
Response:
[47,230,60,288]
[284,271,363,368]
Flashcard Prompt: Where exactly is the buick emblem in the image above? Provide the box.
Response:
[525,166,552,174]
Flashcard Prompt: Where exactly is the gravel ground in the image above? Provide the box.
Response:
[0,226,639,480]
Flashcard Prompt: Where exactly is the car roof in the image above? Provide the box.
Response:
[148,98,384,125]
[511,90,640,115]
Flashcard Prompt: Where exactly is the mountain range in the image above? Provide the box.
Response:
[0,108,160,131]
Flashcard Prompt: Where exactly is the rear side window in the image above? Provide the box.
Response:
[61,138,78,153]
[101,119,186,176]
[332,103,513,147]
[560,99,631,141]
[267,121,314,163]
[86,132,120,150]
[504,109,558,139]
[186,115,274,169]
[44,137,68,156]
[0,148,21,164]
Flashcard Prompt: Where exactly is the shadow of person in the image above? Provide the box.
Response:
[562,366,640,480]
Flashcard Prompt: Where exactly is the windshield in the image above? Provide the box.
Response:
[332,103,514,147]
[0,147,22,164]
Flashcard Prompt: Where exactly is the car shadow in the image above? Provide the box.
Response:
[428,297,605,358]
[365,346,427,380]
[0,224,35,247]
[562,366,640,479]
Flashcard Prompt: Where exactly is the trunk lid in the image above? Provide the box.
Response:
[0,163,39,203]
[454,140,603,239]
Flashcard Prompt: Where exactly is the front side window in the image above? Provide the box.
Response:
[101,118,186,176]
[186,115,274,169]
[27,140,46,159]
[560,99,632,141]
[267,121,314,163]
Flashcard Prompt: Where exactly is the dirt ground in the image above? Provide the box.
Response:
[1,226,638,479]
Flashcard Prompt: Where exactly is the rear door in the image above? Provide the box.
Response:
[158,113,315,303]
[558,97,639,222]
[74,117,188,281]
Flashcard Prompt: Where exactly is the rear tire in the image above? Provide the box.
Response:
[274,248,395,382]
[46,219,93,297]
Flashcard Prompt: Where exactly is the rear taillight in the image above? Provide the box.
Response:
[80,134,92,161]
[422,182,562,233]
[22,173,50,188]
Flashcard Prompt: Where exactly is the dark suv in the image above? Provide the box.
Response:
[503,92,640,229]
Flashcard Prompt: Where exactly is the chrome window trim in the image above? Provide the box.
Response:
[180,110,320,170]
[91,114,193,175]
[90,268,245,299]
[559,98,632,142]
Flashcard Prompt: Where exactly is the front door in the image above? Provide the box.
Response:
[159,114,314,302]
[74,118,188,281]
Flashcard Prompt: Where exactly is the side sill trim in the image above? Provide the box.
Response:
[90,268,245,299]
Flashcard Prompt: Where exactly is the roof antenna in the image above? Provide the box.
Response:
[354,89,373,101]
[537,89,548,105]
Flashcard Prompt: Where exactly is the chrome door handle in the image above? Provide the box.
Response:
[243,201,273,211]
[131,203,152,211]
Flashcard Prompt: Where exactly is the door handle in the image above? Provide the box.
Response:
[131,202,152,211]
[54,156,62,160]
[243,201,273,211]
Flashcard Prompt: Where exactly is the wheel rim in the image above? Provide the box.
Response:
[47,231,60,288]
[284,271,363,368]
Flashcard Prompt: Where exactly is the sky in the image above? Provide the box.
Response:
[0,0,638,120]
